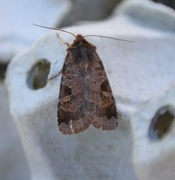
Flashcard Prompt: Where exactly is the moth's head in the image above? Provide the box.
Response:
[69,34,96,50]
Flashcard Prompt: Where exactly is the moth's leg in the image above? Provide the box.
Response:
[47,68,62,81]
[56,33,70,47]
[47,33,69,81]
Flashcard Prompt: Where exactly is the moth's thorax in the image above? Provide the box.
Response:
[67,34,96,63]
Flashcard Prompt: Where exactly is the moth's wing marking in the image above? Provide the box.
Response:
[57,54,91,134]
[86,52,118,130]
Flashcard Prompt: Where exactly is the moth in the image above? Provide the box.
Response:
[34,25,131,135]
[58,34,118,134]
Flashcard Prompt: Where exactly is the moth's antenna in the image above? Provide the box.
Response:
[33,24,76,38]
[84,35,133,43]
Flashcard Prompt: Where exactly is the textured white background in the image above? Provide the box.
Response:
[2,0,175,180]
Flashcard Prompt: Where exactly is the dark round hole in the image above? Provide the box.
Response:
[151,0,175,10]
[148,106,175,141]
[27,59,50,90]
[0,62,8,80]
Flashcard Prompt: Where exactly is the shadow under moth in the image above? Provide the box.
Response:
[34,25,126,135]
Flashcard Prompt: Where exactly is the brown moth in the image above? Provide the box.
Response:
[57,34,118,134]
[34,24,119,134]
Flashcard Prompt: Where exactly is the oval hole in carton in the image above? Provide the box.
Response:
[0,62,8,80]
[148,106,175,141]
[27,59,50,90]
